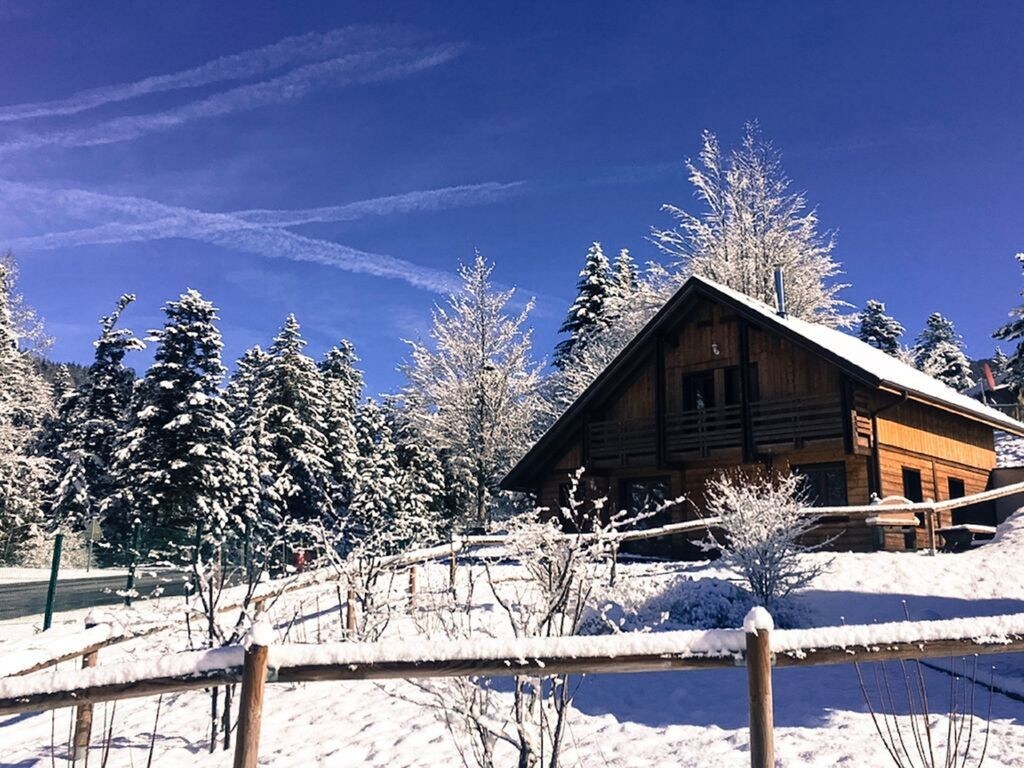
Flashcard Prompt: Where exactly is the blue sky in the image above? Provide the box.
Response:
[2,1,1022,394]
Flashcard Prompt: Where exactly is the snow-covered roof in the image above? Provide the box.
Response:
[695,275,1024,435]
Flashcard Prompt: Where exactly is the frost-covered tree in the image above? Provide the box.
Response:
[260,315,333,530]
[50,295,143,534]
[1,250,52,354]
[857,299,904,356]
[402,254,549,526]
[320,340,364,515]
[652,122,848,326]
[703,470,828,611]
[0,259,53,562]
[914,312,974,392]
[108,290,239,561]
[994,253,1024,397]
[554,242,614,368]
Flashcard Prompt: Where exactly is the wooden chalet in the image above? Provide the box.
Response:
[501,274,1024,554]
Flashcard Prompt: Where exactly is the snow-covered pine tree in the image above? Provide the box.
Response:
[402,253,549,526]
[994,253,1024,397]
[651,122,848,326]
[348,399,406,555]
[0,259,53,563]
[857,299,905,356]
[553,263,675,409]
[553,242,614,369]
[914,312,974,392]
[261,315,333,534]
[108,290,239,562]
[50,295,144,537]
[319,340,364,516]
[383,396,447,546]
[225,345,279,570]
[611,248,639,299]
[993,347,1010,377]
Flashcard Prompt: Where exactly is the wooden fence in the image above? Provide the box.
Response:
[2,612,1023,768]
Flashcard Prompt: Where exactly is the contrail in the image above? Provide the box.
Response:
[0,180,526,294]
[0,25,409,122]
[0,45,463,154]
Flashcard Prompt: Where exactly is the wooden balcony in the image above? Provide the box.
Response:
[587,393,846,466]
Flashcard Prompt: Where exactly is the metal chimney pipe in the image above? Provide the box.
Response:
[773,266,787,317]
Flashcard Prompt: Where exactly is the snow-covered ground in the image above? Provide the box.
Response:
[997,430,1024,467]
[3,516,1024,767]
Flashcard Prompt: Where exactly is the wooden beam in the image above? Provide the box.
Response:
[233,642,269,768]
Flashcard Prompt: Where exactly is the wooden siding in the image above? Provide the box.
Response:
[876,400,995,469]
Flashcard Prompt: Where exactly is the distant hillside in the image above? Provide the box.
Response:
[32,357,91,389]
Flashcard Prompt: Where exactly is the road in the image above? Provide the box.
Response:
[0,570,188,621]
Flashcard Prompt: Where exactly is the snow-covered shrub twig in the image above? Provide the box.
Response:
[702,469,829,611]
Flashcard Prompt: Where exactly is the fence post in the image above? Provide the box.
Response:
[43,533,64,631]
[744,608,775,768]
[408,564,418,608]
[72,614,100,764]
[925,503,937,555]
[449,548,457,589]
[233,640,269,768]
[346,587,357,635]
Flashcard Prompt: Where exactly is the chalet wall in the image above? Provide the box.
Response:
[876,400,995,469]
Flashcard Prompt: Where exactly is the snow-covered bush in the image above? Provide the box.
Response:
[702,470,828,611]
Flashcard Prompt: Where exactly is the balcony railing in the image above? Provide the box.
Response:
[666,403,743,454]
[587,392,846,465]
[750,393,844,446]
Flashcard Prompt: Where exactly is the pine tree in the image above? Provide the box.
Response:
[611,248,639,299]
[554,242,613,368]
[348,399,406,555]
[260,315,333,530]
[402,253,549,526]
[652,122,848,326]
[109,290,239,561]
[50,295,144,535]
[0,259,53,562]
[383,396,446,546]
[857,299,905,356]
[993,347,1010,377]
[319,340,364,515]
[914,312,974,392]
[226,345,276,565]
[994,253,1024,397]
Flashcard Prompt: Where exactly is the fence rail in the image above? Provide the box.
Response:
[3,612,1023,768]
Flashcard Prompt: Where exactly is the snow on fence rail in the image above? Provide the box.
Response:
[3,611,1023,768]
[4,612,1023,715]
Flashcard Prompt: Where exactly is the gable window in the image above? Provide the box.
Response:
[683,371,716,411]
[902,468,923,503]
[724,364,760,406]
[947,477,965,499]
[793,462,848,507]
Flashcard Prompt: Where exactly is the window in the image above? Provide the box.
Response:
[793,462,848,507]
[724,364,760,406]
[683,370,716,411]
[622,477,671,516]
[902,468,923,503]
[947,477,965,499]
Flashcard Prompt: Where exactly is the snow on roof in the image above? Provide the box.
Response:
[694,275,1024,435]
